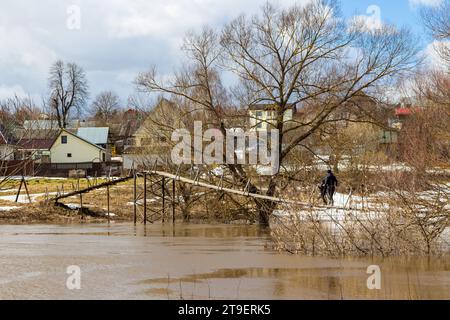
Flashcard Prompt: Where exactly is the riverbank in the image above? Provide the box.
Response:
[0,177,133,223]
[0,202,115,224]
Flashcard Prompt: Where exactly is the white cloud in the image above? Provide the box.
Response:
[0,25,58,100]
[0,0,427,106]
[423,40,450,68]
[0,0,316,103]
[105,0,312,39]
[0,85,27,100]
[0,27,57,74]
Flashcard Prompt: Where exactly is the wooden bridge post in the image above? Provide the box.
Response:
[15,176,31,204]
[79,193,83,218]
[133,173,137,225]
[23,177,31,204]
[45,187,49,204]
[143,172,147,225]
[15,177,23,203]
[162,177,165,223]
[172,178,176,224]
[107,184,110,224]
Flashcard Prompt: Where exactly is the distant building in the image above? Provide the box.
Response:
[114,109,144,154]
[22,119,99,131]
[392,105,416,130]
[76,127,109,148]
[124,99,179,170]
[379,104,420,146]
[16,138,54,163]
[132,99,178,148]
[22,120,60,131]
[0,133,15,161]
[77,127,112,161]
[248,104,296,131]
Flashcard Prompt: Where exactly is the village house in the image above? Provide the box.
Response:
[10,129,116,177]
[391,105,416,129]
[113,109,144,154]
[123,99,180,170]
[248,104,296,131]
[1,119,119,176]
[132,99,179,148]
[50,129,107,164]
[379,104,419,147]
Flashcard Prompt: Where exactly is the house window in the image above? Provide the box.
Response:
[61,136,68,144]
[67,153,72,158]
[102,153,106,162]
[255,111,263,129]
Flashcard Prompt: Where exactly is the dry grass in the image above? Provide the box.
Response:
[0,177,120,195]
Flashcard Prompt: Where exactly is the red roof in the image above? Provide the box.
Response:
[0,135,6,145]
[18,139,54,150]
[395,108,413,116]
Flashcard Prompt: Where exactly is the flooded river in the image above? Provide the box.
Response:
[0,223,448,299]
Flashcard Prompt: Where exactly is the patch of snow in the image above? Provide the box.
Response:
[65,203,80,210]
[0,176,67,181]
[0,189,17,193]
[272,207,383,222]
[0,206,20,212]
[0,192,57,203]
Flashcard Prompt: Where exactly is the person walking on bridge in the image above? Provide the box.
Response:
[321,170,338,206]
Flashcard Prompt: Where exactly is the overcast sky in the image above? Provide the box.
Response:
[0,0,444,107]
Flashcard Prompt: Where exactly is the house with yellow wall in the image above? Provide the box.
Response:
[50,129,106,164]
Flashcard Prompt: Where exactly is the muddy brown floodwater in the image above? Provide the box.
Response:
[0,223,448,299]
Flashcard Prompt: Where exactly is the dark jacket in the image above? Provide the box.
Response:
[323,173,338,188]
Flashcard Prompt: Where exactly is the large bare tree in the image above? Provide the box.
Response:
[91,91,120,124]
[48,60,88,128]
[136,0,419,225]
[421,0,450,68]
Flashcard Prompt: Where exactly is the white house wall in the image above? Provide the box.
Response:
[249,109,293,131]
[50,133,105,163]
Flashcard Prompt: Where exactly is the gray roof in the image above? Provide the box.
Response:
[23,119,83,130]
[76,127,109,145]
[248,103,296,111]
[23,120,59,130]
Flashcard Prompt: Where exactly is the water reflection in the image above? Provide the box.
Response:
[139,262,449,300]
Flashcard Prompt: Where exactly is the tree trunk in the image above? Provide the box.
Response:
[256,181,277,226]
[256,199,277,225]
